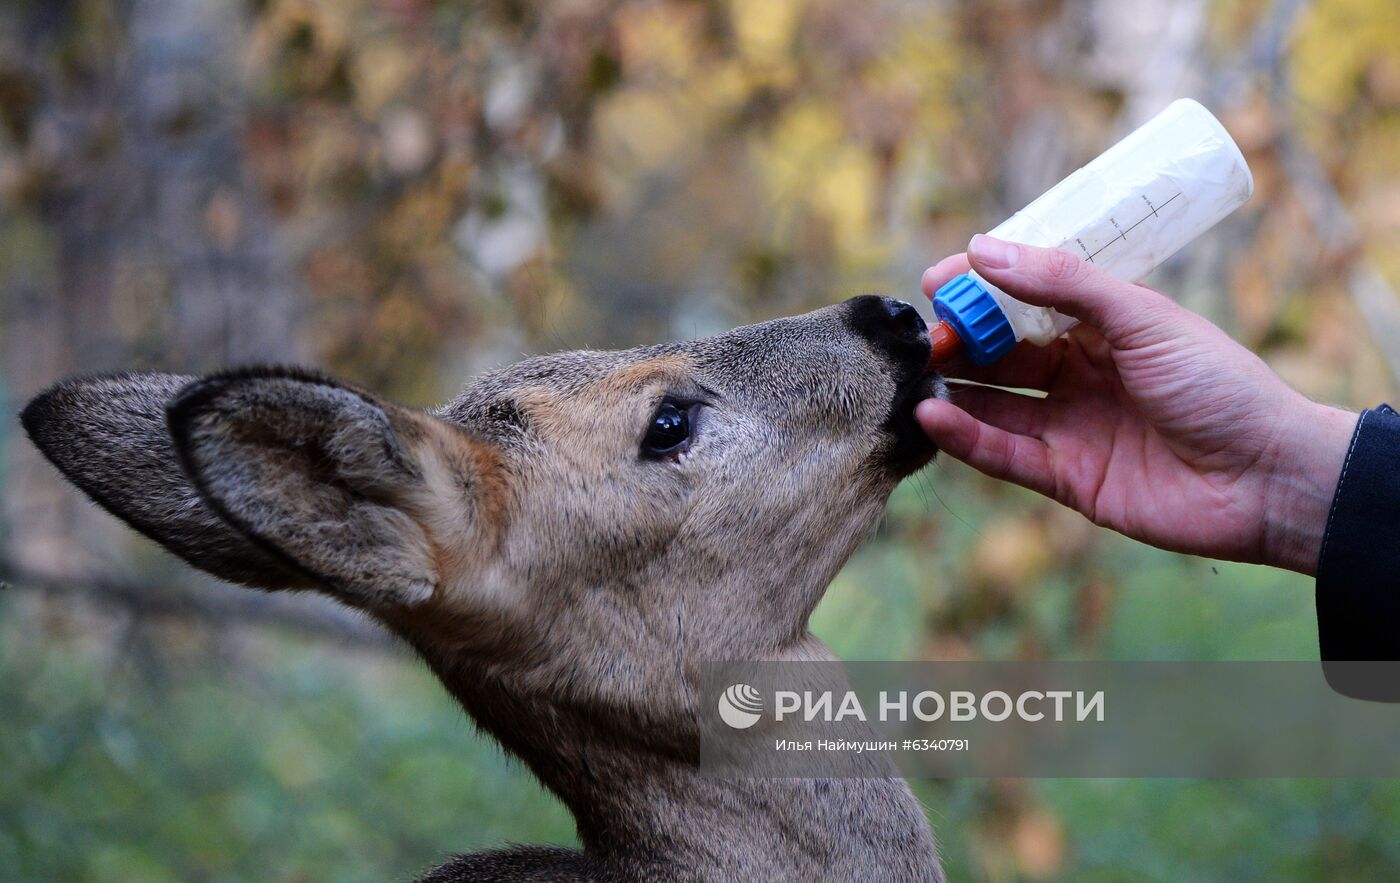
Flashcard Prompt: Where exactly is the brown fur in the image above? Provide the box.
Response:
[21,296,945,882]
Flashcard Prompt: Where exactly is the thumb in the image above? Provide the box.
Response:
[966,235,1183,346]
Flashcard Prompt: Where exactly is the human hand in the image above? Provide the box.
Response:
[917,235,1358,575]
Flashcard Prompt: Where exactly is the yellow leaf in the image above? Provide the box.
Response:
[729,0,803,64]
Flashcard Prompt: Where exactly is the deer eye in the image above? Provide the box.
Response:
[641,399,692,459]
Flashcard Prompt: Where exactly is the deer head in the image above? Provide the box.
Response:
[22,295,944,880]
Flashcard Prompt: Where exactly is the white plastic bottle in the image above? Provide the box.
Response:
[929,98,1254,366]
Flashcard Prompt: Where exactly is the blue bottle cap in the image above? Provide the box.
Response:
[932,273,1017,366]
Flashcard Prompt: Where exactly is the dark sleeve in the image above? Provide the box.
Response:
[1316,403,1400,666]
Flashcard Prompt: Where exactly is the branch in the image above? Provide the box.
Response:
[1224,0,1400,385]
[1275,137,1400,384]
[0,560,403,653]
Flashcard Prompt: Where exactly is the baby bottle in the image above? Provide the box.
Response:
[929,98,1255,366]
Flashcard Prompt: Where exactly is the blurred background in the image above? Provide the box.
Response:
[3,0,1399,879]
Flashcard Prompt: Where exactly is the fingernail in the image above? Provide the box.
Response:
[969,235,1018,270]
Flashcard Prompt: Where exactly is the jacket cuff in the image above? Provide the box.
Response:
[1316,404,1400,665]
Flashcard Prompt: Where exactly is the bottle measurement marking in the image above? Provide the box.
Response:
[1075,190,1182,264]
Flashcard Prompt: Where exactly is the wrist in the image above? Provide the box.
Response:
[1260,402,1359,575]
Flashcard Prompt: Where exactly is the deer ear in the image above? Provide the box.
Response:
[21,373,315,590]
[165,368,458,609]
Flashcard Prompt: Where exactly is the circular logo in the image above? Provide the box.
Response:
[718,683,764,729]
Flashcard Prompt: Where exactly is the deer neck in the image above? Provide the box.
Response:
[561,756,943,882]
[409,638,943,882]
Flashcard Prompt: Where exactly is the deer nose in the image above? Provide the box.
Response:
[844,295,931,370]
[882,297,925,336]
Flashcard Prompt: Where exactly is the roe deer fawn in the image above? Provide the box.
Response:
[22,295,946,882]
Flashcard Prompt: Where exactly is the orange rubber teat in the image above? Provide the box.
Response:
[928,320,963,367]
